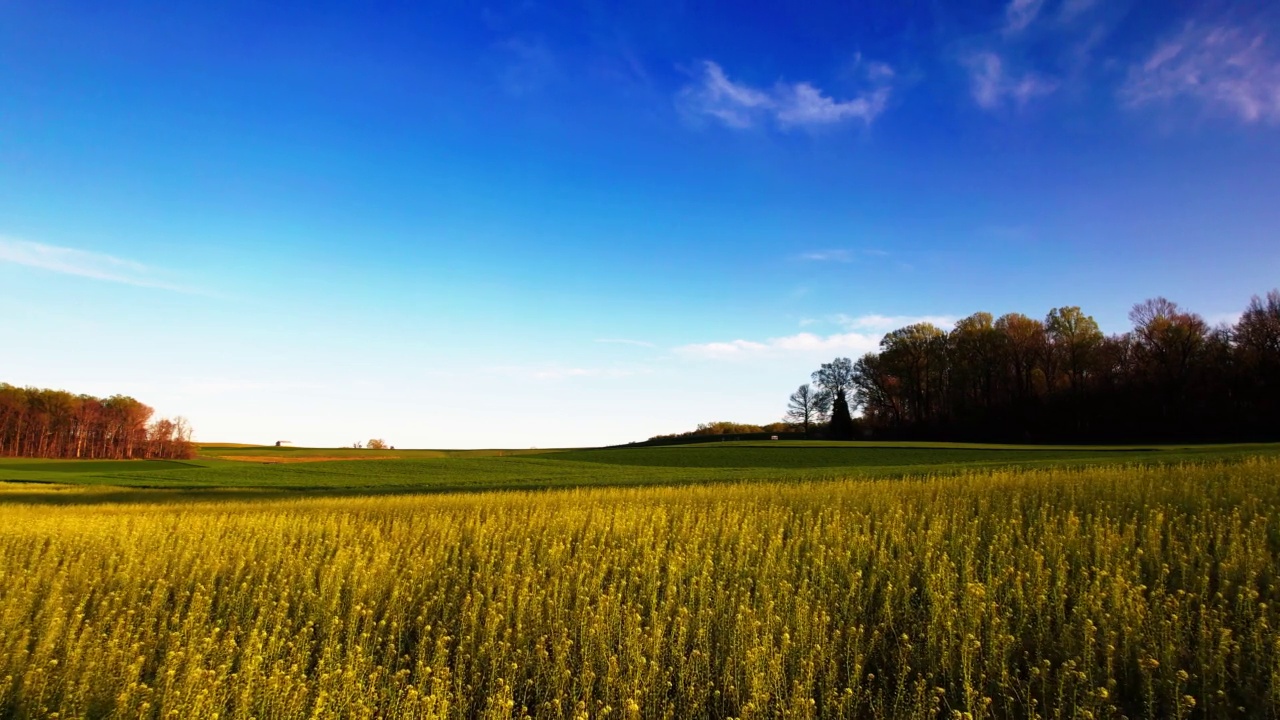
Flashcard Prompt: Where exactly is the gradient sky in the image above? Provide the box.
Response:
[2,0,1278,448]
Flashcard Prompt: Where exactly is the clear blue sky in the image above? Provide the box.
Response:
[2,1,1278,447]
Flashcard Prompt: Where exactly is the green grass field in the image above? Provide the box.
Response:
[2,440,1277,495]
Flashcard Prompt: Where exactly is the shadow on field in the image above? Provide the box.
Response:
[0,482,481,507]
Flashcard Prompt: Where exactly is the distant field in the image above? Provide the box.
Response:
[0,440,1276,493]
[202,445,561,460]
[565,440,1157,468]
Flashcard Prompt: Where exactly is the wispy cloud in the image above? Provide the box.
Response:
[678,61,772,128]
[678,60,892,130]
[595,338,655,348]
[0,237,193,292]
[1121,23,1280,124]
[1004,0,1046,35]
[494,37,559,97]
[175,379,328,396]
[959,0,1107,113]
[528,367,634,381]
[485,364,642,381]
[799,249,856,263]
[798,248,891,263]
[1058,0,1099,23]
[964,52,1057,110]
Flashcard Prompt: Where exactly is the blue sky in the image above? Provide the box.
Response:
[2,0,1278,447]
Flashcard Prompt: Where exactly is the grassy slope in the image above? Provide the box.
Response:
[1,440,1277,494]
[0,458,203,473]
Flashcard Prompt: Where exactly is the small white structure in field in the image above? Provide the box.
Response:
[771,435,779,440]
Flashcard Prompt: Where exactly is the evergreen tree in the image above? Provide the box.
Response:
[828,388,856,440]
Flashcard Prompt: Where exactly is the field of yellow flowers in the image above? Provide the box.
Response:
[2,459,1278,719]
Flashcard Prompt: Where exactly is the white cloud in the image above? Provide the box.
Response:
[675,331,881,360]
[675,313,961,361]
[828,313,959,332]
[0,236,192,292]
[965,52,1057,110]
[678,60,892,130]
[1207,311,1244,328]
[595,338,656,348]
[775,83,890,127]
[1004,0,1046,34]
[1121,23,1280,124]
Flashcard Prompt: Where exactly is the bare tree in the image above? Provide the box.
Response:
[785,384,821,436]
[812,357,855,394]
[1237,291,1280,358]
[811,357,855,417]
[1129,297,1208,385]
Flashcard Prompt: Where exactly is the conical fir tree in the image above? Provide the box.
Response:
[828,388,856,440]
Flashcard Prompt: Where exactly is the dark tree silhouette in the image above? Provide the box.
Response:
[799,291,1280,443]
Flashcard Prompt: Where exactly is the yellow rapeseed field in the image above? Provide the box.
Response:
[2,460,1278,719]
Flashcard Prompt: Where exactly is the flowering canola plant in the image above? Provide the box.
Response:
[1,458,1278,718]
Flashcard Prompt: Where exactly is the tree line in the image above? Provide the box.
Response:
[0,383,195,460]
[648,420,794,442]
[787,291,1280,442]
